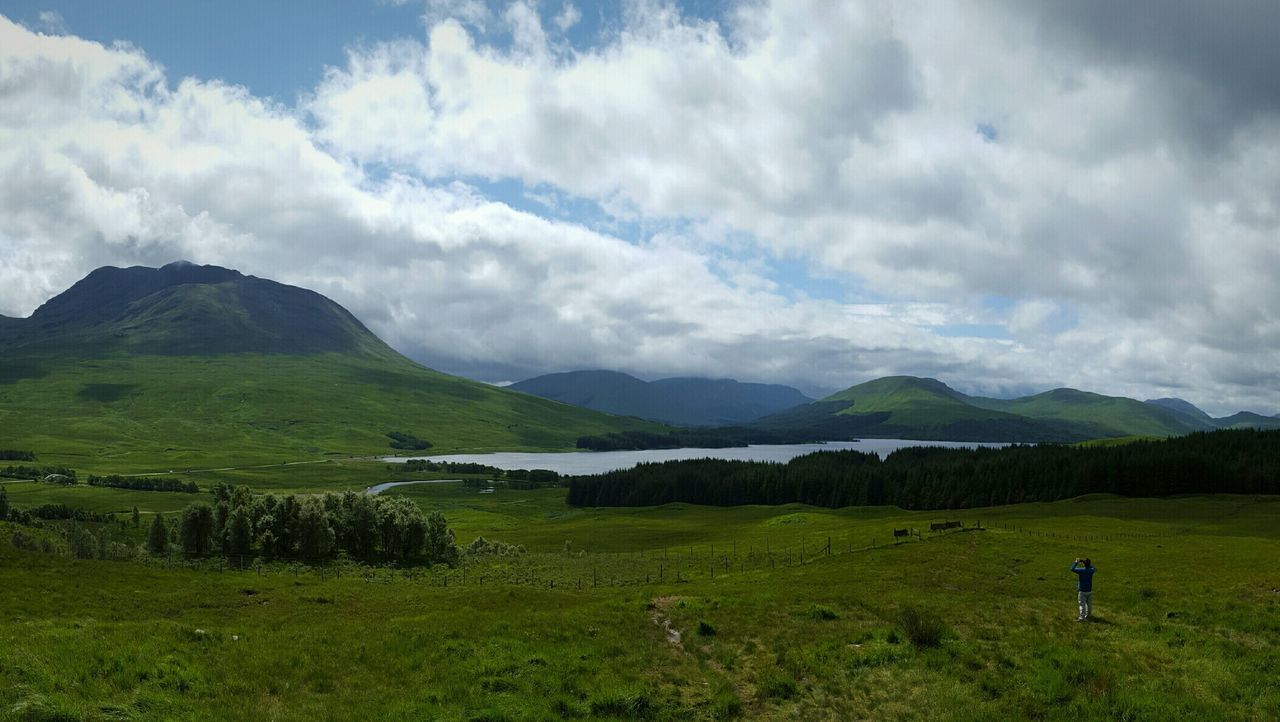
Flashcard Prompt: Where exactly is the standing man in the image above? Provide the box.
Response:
[1071,557,1096,621]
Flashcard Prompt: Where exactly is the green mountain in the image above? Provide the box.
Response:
[1213,411,1280,430]
[755,376,1231,442]
[973,388,1215,437]
[0,263,661,472]
[755,377,1090,442]
[1145,397,1214,424]
[509,370,812,426]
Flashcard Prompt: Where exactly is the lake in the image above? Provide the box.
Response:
[383,439,1008,476]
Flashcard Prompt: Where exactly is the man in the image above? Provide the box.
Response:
[1071,557,1096,621]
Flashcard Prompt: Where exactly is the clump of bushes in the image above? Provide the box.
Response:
[805,604,839,621]
[756,669,797,700]
[898,605,947,648]
[464,536,526,557]
[589,689,656,718]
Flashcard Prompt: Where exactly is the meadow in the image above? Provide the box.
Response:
[2,467,1278,720]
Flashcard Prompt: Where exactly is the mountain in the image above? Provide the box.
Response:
[1213,412,1280,430]
[0,263,662,471]
[1,261,386,357]
[754,376,1223,443]
[754,376,1091,442]
[1145,397,1213,424]
[509,370,812,426]
[974,388,1214,437]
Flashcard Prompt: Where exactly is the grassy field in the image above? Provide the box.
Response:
[0,351,663,474]
[2,480,1278,720]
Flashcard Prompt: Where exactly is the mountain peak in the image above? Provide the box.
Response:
[10,263,389,358]
[1145,397,1212,422]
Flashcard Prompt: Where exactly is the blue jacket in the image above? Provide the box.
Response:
[1071,563,1096,592]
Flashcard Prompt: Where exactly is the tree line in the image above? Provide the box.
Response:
[145,484,460,565]
[87,474,200,493]
[0,450,36,461]
[399,460,561,487]
[1,465,76,482]
[567,429,1280,510]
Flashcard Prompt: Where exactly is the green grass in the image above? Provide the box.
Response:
[0,352,663,473]
[3,488,1278,720]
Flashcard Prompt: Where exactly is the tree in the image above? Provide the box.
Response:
[225,506,253,559]
[423,511,458,566]
[297,497,335,560]
[345,493,378,559]
[131,506,141,528]
[146,514,169,555]
[67,521,97,559]
[179,502,215,556]
[0,485,8,521]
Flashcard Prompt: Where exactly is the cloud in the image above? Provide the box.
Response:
[1,4,1279,416]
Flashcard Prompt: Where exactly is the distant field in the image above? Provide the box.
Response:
[0,352,663,473]
[2,483,1278,720]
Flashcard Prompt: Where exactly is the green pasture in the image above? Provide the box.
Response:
[0,352,662,473]
[2,486,1278,720]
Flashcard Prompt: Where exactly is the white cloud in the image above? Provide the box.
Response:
[1,4,1279,416]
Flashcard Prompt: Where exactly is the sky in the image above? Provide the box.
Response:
[0,1,1278,415]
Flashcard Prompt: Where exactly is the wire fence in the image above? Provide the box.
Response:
[6,516,1174,593]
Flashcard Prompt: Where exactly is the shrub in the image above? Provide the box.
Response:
[589,689,656,718]
[756,669,797,700]
[898,605,947,648]
[697,620,718,636]
[806,604,838,621]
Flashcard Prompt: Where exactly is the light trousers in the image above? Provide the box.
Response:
[1078,591,1093,620]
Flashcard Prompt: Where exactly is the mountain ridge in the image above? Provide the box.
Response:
[751,376,1274,442]
[510,369,812,426]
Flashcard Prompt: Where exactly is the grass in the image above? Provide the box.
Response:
[0,351,664,474]
[2,485,1279,720]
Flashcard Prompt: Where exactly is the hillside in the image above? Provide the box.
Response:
[754,376,1248,443]
[0,263,662,471]
[751,376,1091,442]
[1213,411,1280,430]
[1145,397,1214,424]
[510,369,811,426]
[974,388,1213,437]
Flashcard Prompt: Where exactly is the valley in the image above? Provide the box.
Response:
[2,264,1278,721]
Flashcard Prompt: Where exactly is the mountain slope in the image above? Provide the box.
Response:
[510,370,812,426]
[2,261,389,357]
[755,376,1097,442]
[755,376,1235,442]
[1145,397,1214,424]
[0,263,662,471]
[1213,412,1280,430]
[975,388,1214,437]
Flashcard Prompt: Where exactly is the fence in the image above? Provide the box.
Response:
[3,517,1178,594]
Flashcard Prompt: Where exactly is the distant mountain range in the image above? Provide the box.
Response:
[748,376,1280,442]
[4,263,1276,467]
[0,263,660,470]
[509,370,812,426]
